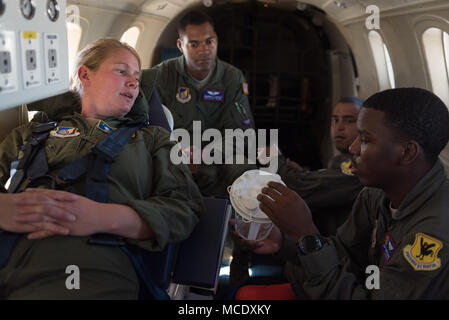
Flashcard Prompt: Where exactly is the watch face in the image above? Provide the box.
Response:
[299,234,324,254]
[47,0,60,22]
[20,0,36,20]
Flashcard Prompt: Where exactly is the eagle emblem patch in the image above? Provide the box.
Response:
[340,160,354,176]
[403,233,443,271]
[50,127,80,138]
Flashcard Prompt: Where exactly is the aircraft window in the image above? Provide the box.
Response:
[67,21,82,77]
[422,28,449,105]
[368,30,395,90]
[120,26,140,49]
[444,31,449,82]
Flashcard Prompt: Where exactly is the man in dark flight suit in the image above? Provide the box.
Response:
[139,10,256,198]
[230,97,364,288]
[249,88,449,299]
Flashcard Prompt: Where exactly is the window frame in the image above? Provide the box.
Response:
[367,30,396,90]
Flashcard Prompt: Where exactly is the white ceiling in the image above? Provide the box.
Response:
[71,0,442,21]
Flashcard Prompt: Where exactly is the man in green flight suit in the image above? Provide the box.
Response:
[140,10,256,198]
[244,87,449,299]
[230,97,364,288]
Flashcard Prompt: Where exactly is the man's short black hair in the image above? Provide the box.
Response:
[177,10,215,38]
[337,96,364,109]
[363,87,449,164]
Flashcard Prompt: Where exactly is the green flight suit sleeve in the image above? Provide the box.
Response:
[0,125,32,186]
[125,127,205,251]
[222,71,254,130]
[277,155,362,211]
[298,188,449,299]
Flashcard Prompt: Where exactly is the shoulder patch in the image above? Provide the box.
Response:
[340,159,355,176]
[96,120,116,134]
[403,233,443,271]
[50,127,80,138]
[242,82,249,95]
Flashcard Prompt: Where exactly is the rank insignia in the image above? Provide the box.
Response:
[340,160,354,176]
[403,233,443,271]
[242,82,249,95]
[96,120,116,133]
[203,89,224,102]
[382,232,395,263]
[50,127,80,138]
[176,87,192,104]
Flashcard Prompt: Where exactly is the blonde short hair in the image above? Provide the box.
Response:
[70,38,141,97]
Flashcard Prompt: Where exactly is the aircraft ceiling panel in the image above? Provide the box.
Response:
[140,0,185,18]
[321,0,365,21]
[71,0,143,11]
[356,0,435,10]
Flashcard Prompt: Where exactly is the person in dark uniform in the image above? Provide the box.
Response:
[140,10,256,198]
[0,38,204,299]
[229,97,364,288]
[244,87,449,299]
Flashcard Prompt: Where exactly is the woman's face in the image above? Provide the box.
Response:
[81,48,140,119]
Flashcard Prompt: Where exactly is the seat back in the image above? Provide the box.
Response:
[147,88,171,132]
[172,197,232,292]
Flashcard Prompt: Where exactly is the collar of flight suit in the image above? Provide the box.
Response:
[174,55,223,88]
[384,159,447,221]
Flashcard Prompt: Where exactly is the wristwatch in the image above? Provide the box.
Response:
[297,234,326,255]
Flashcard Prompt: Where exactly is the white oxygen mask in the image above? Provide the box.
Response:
[228,169,285,241]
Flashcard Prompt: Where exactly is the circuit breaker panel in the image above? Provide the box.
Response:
[0,0,69,111]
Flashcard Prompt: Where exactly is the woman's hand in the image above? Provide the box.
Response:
[17,189,154,240]
[0,190,77,237]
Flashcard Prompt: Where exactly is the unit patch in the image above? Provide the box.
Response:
[382,232,395,263]
[242,82,249,95]
[403,233,443,271]
[340,160,354,176]
[50,127,80,138]
[176,87,192,103]
[203,89,224,102]
[96,120,116,133]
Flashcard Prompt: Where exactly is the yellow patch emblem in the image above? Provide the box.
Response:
[50,127,80,138]
[340,160,354,176]
[403,233,443,271]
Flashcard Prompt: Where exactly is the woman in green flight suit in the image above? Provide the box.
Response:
[0,38,204,299]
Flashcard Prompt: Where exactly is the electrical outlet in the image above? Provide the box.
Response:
[48,49,57,68]
[0,30,18,95]
[44,33,61,85]
[0,51,11,74]
[21,31,42,88]
[25,49,37,70]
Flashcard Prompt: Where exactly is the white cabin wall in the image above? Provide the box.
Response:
[67,2,169,69]
[336,4,449,99]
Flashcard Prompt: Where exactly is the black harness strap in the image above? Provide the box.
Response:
[57,121,145,203]
[8,122,57,193]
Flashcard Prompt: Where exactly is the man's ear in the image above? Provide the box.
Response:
[78,65,90,84]
[177,39,184,54]
[400,141,420,165]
